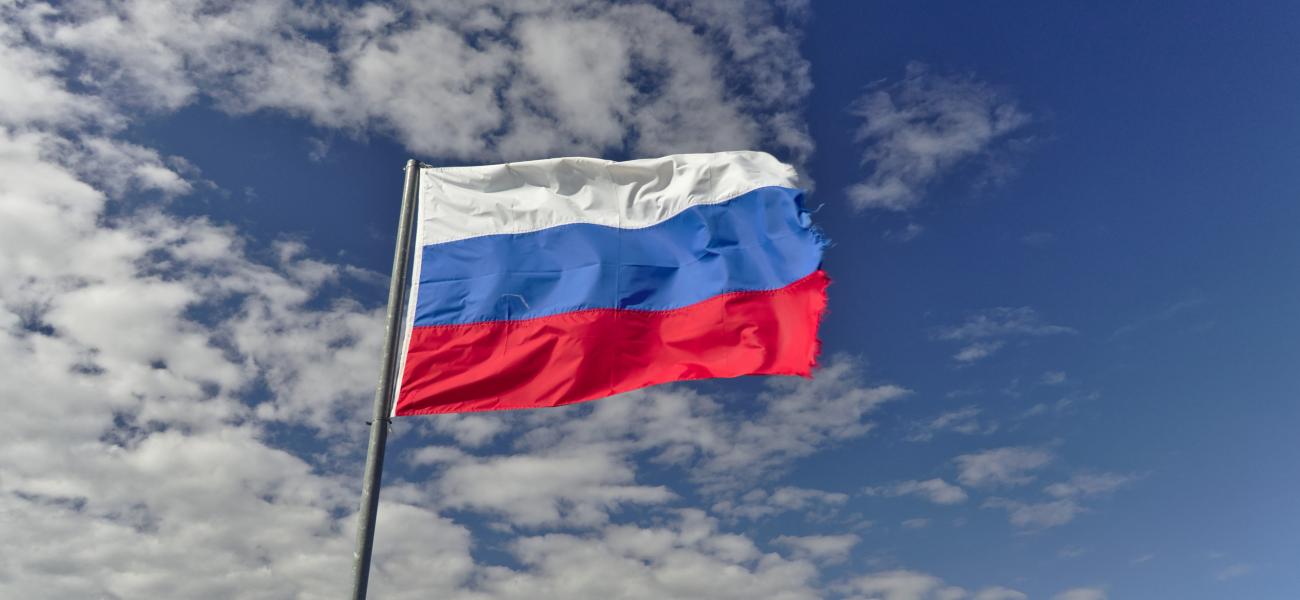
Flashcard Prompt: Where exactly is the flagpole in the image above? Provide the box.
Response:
[350,158,421,600]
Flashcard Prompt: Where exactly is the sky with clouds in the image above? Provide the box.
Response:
[2,1,1298,598]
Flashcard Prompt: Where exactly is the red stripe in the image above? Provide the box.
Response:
[395,270,829,415]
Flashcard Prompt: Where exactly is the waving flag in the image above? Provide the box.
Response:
[392,151,827,415]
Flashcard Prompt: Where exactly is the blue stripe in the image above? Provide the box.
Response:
[412,186,823,326]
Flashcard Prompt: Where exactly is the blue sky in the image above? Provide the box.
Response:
[2,1,1298,598]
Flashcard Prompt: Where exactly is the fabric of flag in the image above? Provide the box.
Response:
[392,151,828,416]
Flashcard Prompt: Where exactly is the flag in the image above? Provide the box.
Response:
[393,151,828,415]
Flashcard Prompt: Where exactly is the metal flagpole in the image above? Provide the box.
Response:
[350,159,421,600]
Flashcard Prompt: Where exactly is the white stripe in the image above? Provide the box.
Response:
[417,151,799,246]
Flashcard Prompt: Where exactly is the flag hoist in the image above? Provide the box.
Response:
[350,152,828,599]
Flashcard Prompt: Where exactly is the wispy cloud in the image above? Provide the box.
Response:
[1059,546,1088,559]
[1044,472,1136,499]
[953,341,1006,364]
[867,478,969,505]
[712,486,849,521]
[938,307,1075,341]
[774,534,860,564]
[1052,588,1107,600]
[955,446,1054,487]
[840,569,1025,600]
[1216,563,1253,581]
[901,518,930,529]
[936,307,1074,364]
[1040,370,1068,385]
[883,222,925,242]
[846,63,1031,211]
[975,587,1028,600]
[907,406,998,441]
[1111,295,1209,338]
[983,497,1084,529]
[985,471,1135,530]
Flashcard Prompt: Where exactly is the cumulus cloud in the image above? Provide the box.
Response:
[841,570,1024,600]
[436,449,674,528]
[475,510,822,600]
[0,120,411,595]
[846,63,1030,211]
[23,0,812,163]
[841,570,966,600]
[509,356,907,492]
[774,534,860,564]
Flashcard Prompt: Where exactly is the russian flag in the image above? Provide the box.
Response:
[393,151,828,416]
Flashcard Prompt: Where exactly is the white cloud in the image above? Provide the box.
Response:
[883,222,924,242]
[428,413,508,448]
[436,449,674,528]
[415,357,904,530]
[938,307,1075,341]
[868,479,968,505]
[25,0,812,163]
[1044,472,1134,499]
[476,510,822,600]
[0,116,429,595]
[901,518,930,529]
[955,447,1053,487]
[1020,397,1077,419]
[953,341,1005,364]
[841,571,1024,600]
[984,471,1133,530]
[846,63,1030,211]
[0,17,115,129]
[840,570,967,600]
[937,308,1072,364]
[974,587,1028,600]
[513,356,907,492]
[774,534,860,564]
[983,497,1084,529]
[713,486,849,521]
[1052,587,1107,600]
